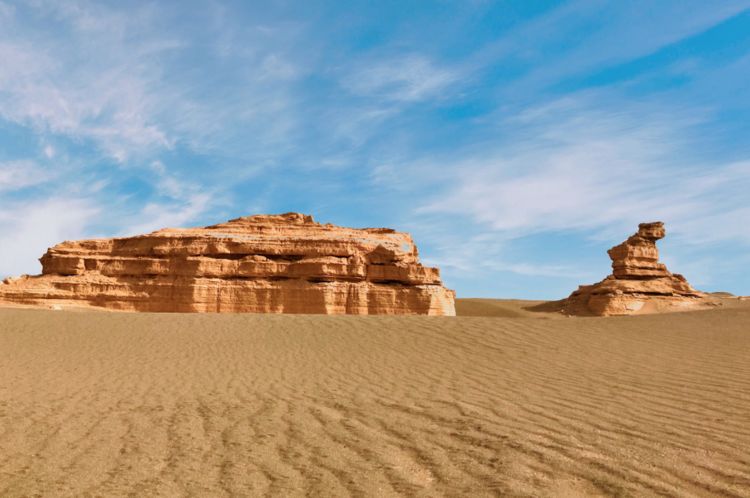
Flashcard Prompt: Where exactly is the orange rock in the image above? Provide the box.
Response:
[0,213,456,315]
[562,222,715,316]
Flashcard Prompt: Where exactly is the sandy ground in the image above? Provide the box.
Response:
[1,300,749,497]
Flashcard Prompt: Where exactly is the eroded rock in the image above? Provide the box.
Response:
[0,213,456,315]
[562,222,715,316]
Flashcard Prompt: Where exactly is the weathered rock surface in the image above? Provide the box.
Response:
[0,213,456,315]
[562,222,715,316]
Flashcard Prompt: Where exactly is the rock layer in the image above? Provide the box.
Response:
[0,213,456,315]
[562,222,714,316]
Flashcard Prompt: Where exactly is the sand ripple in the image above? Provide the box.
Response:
[1,304,749,496]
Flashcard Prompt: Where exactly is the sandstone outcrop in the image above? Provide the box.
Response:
[0,213,456,315]
[562,222,715,316]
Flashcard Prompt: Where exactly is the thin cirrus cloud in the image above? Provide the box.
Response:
[342,54,458,102]
[120,193,214,237]
[0,35,173,163]
[0,2,302,163]
[0,161,50,192]
[462,0,750,100]
[418,97,749,244]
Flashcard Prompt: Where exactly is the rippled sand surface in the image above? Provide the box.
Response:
[1,301,749,497]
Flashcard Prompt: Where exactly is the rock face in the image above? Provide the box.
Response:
[0,213,456,315]
[562,222,713,316]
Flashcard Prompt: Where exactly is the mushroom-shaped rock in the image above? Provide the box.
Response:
[561,222,715,316]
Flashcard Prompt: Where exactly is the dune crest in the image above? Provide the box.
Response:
[562,222,716,316]
[0,213,455,315]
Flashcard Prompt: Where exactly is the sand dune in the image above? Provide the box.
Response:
[1,301,749,496]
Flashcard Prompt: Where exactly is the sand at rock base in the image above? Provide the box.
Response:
[1,299,749,496]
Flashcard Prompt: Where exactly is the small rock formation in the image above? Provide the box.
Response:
[0,213,456,315]
[562,222,714,316]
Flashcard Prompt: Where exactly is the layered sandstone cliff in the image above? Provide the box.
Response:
[0,213,456,315]
[562,222,715,316]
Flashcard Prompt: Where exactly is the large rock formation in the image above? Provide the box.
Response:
[562,222,715,316]
[0,213,456,315]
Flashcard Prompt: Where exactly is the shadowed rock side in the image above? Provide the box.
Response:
[0,213,456,315]
[562,222,716,316]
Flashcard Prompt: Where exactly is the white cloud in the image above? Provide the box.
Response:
[0,160,215,279]
[0,27,173,162]
[146,159,208,203]
[419,97,750,246]
[0,197,99,278]
[258,54,298,81]
[468,0,750,95]
[0,158,105,278]
[424,250,583,279]
[121,192,213,236]
[343,54,458,102]
[0,161,53,192]
[327,107,398,148]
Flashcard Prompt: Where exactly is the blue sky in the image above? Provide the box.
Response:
[1,0,749,299]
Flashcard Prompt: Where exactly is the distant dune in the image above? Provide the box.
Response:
[1,299,749,496]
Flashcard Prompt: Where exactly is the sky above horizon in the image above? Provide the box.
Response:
[1,0,749,299]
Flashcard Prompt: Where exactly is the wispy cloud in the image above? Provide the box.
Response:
[0,1,312,163]
[121,192,213,236]
[0,23,174,161]
[0,197,100,278]
[419,96,750,245]
[424,247,584,279]
[468,0,750,96]
[342,54,458,102]
[117,159,219,235]
[0,161,53,192]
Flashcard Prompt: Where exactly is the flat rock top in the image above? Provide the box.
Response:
[158,212,398,236]
[48,212,419,261]
[636,221,666,240]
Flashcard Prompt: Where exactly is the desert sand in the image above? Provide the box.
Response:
[1,299,749,497]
